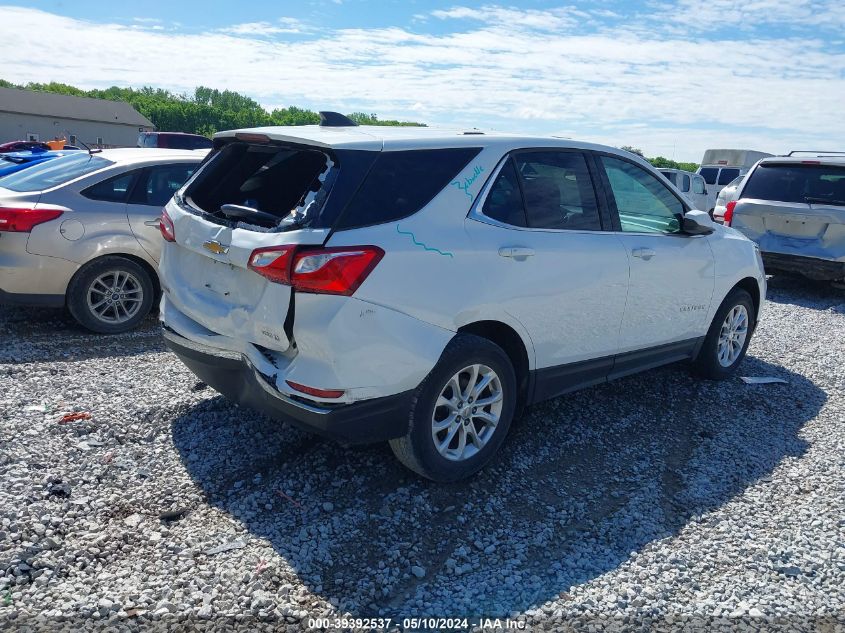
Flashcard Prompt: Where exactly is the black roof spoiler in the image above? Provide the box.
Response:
[319,111,358,127]
[787,150,845,157]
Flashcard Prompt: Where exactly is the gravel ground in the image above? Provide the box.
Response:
[0,276,843,632]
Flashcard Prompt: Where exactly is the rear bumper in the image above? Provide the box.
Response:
[162,328,413,445]
[762,252,845,281]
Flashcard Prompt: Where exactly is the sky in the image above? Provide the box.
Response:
[0,1,843,161]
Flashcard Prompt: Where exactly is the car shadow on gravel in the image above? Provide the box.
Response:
[0,305,162,364]
[765,275,845,311]
[171,354,824,619]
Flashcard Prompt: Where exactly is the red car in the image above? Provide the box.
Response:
[0,140,51,153]
[137,132,212,150]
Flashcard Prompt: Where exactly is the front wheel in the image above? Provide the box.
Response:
[693,288,755,379]
[389,334,517,482]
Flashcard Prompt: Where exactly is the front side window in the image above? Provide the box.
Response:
[514,151,601,230]
[681,174,691,192]
[131,163,198,207]
[0,153,113,192]
[600,156,683,233]
[82,171,137,202]
[699,167,718,185]
[718,168,740,185]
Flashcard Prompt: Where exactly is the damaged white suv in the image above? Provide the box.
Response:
[159,113,766,481]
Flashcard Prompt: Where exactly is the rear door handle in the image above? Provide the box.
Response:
[144,218,160,227]
[631,247,656,260]
[498,247,535,258]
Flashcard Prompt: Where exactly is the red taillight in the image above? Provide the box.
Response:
[248,245,297,284]
[285,380,345,399]
[724,200,737,226]
[160,209,176,242]
[0,207,63,232]
[247,245,384,296]
[291,246,384,296]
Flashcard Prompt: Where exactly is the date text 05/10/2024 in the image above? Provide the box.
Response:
[307,617,527,630]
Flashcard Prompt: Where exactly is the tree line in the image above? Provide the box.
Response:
[0,80,701,170]
[0,79,424,136]
[620,146,699,173]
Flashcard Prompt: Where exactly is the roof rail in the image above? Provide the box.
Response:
[787,150,845,157]
[318,111,358,127]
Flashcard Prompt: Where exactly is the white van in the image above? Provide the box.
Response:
[697,149,773,213]
[659,168,709,212]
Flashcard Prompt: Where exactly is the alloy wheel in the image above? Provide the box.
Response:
[717,304,749,367]
[431,364,503,461]
[86,270,144,325]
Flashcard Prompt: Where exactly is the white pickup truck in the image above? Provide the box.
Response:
[697,149,773,213]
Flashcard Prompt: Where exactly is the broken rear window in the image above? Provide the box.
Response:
[185,143,337,230]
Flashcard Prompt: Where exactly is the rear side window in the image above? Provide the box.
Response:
[699,167,718,185]
[515,151,601,230]
[718,168,740,185]
[483,159,526,227]
[692,176,706,194]
[335,148,481,230]
[82,171,137,202]
[131,163,198,206]
[743,163,845,205]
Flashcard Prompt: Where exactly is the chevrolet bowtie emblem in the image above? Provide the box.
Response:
[202,240,229,255]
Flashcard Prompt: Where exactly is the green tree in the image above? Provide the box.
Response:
[0,79,425,135]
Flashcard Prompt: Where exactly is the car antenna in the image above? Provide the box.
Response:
[77,139,102,155]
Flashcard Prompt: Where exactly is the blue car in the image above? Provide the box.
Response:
[0,150,71,178]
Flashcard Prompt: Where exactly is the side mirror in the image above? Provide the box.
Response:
[683,209,715,235]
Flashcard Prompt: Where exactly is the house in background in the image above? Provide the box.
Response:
[0,86,154,148]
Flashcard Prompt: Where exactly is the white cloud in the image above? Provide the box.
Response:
[218,18,308,36]
[0,5,841,161]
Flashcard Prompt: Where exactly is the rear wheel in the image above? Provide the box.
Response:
[67,256,155,334]
[389,334,516,482]
[693,288,755,379]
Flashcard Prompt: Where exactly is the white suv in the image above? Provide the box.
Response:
[158,113,766,481]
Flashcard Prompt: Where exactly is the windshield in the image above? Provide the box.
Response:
[0,153,113,192]
[743,163,845,206]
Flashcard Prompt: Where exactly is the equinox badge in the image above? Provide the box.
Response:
[202,240,229,255]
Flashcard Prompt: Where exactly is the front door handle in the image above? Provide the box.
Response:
[498,247,535,258]
[631,247,656,260]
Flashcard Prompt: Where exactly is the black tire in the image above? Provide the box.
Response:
[67,256,155,334]
[693,288,755,380]
[389,333,517,482]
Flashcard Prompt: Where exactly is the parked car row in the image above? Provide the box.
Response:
[2,115,840,479]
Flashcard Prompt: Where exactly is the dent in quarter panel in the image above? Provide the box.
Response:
[288,294,454,401]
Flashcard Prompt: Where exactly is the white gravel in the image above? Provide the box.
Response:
[1,276,843,632]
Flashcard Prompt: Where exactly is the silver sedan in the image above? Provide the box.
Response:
[0,148,206,332]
